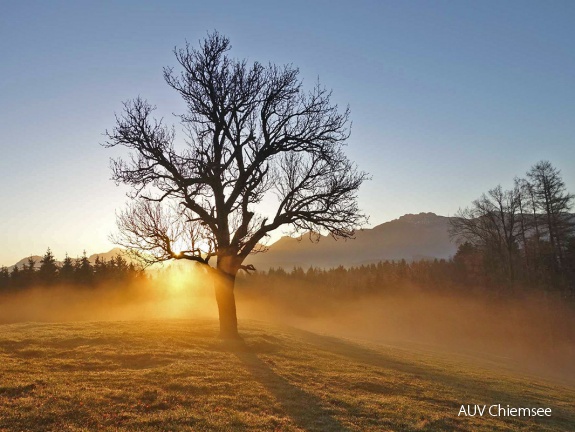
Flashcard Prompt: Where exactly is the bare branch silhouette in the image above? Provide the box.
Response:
[104,32,368,338]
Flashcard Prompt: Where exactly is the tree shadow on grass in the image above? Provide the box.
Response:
[294,330,515,394]
[234,349,351,432]
[291,329,575,431]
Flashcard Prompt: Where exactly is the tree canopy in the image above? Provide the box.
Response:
[104,32,368,337]
[105,32,368,273]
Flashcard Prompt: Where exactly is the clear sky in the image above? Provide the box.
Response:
[1,0,574,266]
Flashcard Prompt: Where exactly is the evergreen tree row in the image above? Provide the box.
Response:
[0,248,143,291]
[240,252,574,303]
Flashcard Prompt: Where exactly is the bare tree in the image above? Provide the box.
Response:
[526,161,574,272]
[104,32,368,338]
[449,185,522,283]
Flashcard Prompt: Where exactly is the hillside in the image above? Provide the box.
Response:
[0,319,573,431]
[249,212,456,270]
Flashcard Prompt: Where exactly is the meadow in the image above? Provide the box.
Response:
[1,319,574,431]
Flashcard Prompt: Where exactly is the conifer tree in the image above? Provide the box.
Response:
[60,253,75,284]
[10,265,21,288]
[39,248,59,285]
[75,251,93,285]
[526,161,574,272]
[0,266,10,291]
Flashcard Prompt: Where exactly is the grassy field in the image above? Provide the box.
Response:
[0,319,574,431]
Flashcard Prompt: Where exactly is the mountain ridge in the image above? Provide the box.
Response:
[248,212,456,270]
[5,213,456,271]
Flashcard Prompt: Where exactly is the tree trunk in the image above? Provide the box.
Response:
[214,267,240,339]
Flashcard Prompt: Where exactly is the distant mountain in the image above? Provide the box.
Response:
[6,214,457,271]
[8,255,44,271]
[88,248,126,263]
[7,248,127,271]
[248,212,457,270]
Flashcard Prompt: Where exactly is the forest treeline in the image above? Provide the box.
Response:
[1,160,573,302]
[239,249,573,304]
[0,249,144,291]
[449,160,574,299]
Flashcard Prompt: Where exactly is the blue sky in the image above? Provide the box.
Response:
[1,0,574,266]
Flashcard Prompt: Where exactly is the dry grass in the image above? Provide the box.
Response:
[0,319,574,431]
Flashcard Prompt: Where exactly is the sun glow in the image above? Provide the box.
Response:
[162,264,191,293]
[160,260,209,296]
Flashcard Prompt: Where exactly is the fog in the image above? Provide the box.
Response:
[241,287,575,385]
[0,269,218,324]
[1,264,574,385]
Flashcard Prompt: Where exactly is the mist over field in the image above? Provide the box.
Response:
[2,263,574,387]
[242,288,575,384]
